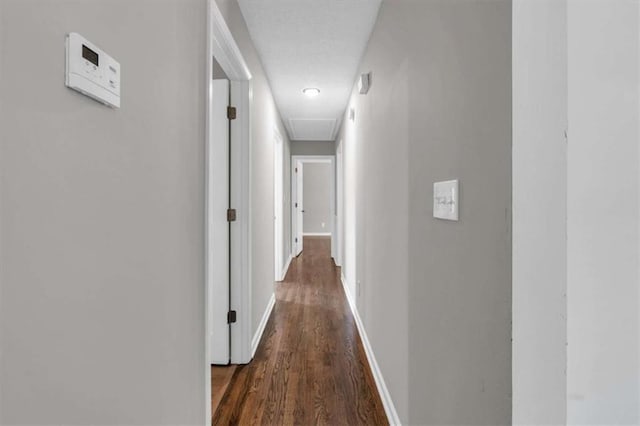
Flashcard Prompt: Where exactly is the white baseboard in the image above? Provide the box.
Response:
[303,232,331,237]
[279,254,294,282]
[251,293,276,358]
[340,275,402,426]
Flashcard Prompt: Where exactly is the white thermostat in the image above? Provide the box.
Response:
[65,32,120,108]
[433,179,459,221]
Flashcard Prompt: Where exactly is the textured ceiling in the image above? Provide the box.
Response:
[237,0,382,141]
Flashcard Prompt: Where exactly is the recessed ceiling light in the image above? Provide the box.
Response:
[302,88,320,98]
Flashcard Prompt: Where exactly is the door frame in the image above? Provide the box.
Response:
[293,159,304,256]
[291,155,337,260]
[335,140,344,267]
[206,1,253,422]
[273,128,285,281]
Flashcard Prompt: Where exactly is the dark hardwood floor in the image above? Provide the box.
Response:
[212,236,388,426]
[212,365,237,416]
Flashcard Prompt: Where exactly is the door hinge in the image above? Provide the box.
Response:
[227,208,237,222]
[227,106,237,120]
[295,237,298,243]
[295,202,298,208]
[227,310,237,324]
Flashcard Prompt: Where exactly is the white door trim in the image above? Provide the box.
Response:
[206,1,252,422]
[293,159,304,256]
[336,140,344,267]
[291,155,336,260]
[273,128,285,281]
[229,79,252,365]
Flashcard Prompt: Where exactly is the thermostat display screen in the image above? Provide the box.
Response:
[82,45,99,66]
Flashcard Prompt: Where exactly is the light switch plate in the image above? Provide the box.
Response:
[433,179,459,221]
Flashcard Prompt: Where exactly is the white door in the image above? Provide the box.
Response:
[294,160,304,256]
[210,79,230,365]
[274,131,284,280]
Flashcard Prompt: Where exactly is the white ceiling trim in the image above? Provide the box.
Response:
[288,118,337,141]
[209,0,251,81]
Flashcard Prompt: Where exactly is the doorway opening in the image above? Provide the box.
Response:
[206,0,253,422]
[291,155,336,260]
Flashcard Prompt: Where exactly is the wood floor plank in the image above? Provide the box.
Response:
[212,236,388,426]
[212,366,238,415]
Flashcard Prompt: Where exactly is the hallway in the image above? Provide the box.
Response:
[212,237,388,425]
[3,1,640,424]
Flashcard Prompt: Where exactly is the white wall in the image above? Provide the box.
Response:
[0,1,207,423]
[215,0,291,336]
[513,1,640,423]
[0,1,5,420]
[302,163,332,235]
[512,0,568,424]
[567,1,640,423]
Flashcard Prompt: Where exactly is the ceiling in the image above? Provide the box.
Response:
[237,0,382,141]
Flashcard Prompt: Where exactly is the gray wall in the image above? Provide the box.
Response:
[212,56,228,79]
[512,0,567,423]
[0,0,207,424]
[302,163,332,234]
[215,0,292,334]
[291,140,335,156]
[336,1,512,424]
